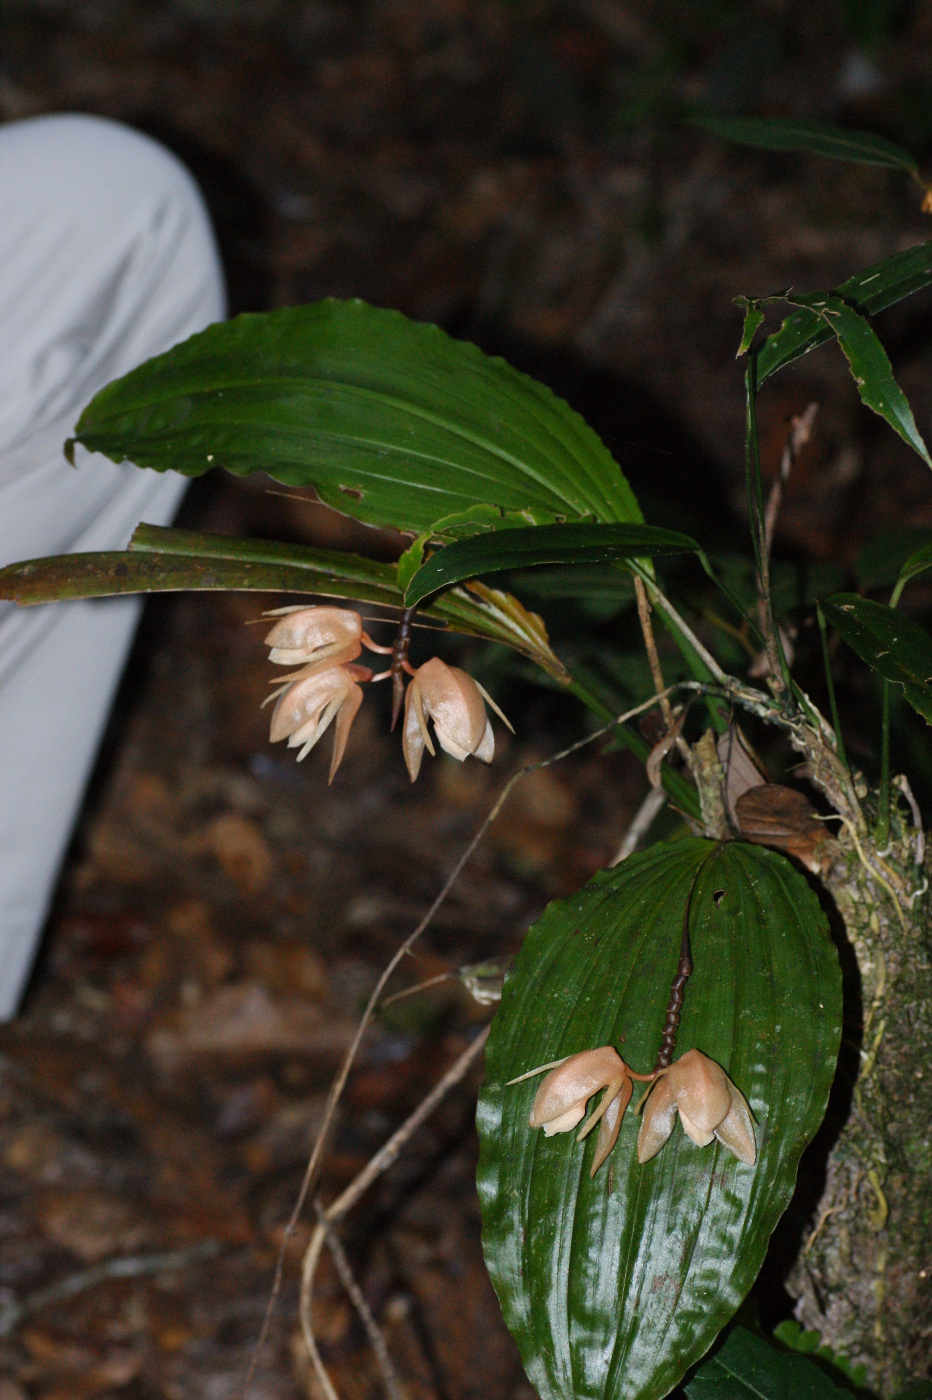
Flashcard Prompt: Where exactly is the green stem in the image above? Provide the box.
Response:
[876,679,891,847]
[816,604,849,773]
[565,674,702,823]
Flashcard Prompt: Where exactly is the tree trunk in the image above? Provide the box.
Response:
[786,830,932,1393]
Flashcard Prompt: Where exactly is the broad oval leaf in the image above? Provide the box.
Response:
[404,522,703,605]
[685,1327,851,1400]
[691,114,918,171]
[757,241,932,383]
[821,592,932,723]
[477,838,841,1400]
[70,300,642,535]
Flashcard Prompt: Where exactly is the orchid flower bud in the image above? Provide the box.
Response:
[637,1048,756,1166]
[266,662,371,781]
[264,605,363,672]
[402,657,511,782]
[527,1047,633,1177]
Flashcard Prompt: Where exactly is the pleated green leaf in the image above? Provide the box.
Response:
[69,300,642,534]
[477,839,841,1400]
[757,242,932,383]
[685,1328,851,1400]
[403,522,703,605]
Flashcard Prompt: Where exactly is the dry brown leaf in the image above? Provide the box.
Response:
[192,813,274,895]
[735,783,829,873]
[36,1187,149,1263]
[717,725,767,827]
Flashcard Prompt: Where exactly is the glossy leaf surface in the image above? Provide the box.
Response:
[477,839,841,1400]
[404,522,703,605]
[821,592,932,723]
[0,525,568,678]
[685,1328,850,1400]
[692,114,918,171]
[70,300,642,534]
[757,241,932,382]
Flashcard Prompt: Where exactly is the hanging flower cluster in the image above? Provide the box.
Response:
[262,605,510,783]
[517,1045,756,1176]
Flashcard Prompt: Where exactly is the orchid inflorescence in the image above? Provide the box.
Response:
[513,1044,756,1177]
[261,605,511,783]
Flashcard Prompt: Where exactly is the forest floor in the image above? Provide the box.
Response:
[3,1,932,1396]
[0,472,645,1399]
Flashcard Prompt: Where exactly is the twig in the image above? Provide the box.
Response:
[326,1026,490,1224]
[745,352,791,696]
[318,1206,405,1400]
[244,687,677,1398]
[637,572,729,684]
[633,576,675,732]
[0,1239,221,1338]
[609,787,667,866]
[299,1029,491,1400]
[764,402,818,553]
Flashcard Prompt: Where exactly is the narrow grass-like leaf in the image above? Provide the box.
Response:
[477,839,841,1400]
[0,525,568,678]
[786,295,931,466]
[691,114,918,171]
[757,242,932,382]
[890,540,932,606]
[69,300,642,534]
[821,592,932,723]
[403,523,703,605]
[855,527,932,590]
[734,297,764,356]
[685,1328,851,1400]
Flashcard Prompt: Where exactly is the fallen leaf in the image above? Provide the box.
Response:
[36,1187,149,1262]
[193,814,274,895]
[146,982,355,1067]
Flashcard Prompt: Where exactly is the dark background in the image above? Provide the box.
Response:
[1,3,932,1397]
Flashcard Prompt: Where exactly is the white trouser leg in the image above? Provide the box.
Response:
[0,114,226,1017]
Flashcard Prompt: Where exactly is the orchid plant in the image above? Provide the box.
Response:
[3,119,932,1400]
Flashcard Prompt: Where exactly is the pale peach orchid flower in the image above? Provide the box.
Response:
[264,662,372,782]
[263,605,370,673]
[402,657,512,782]
[636,1048,756,1166]
[512,1046,654,1177]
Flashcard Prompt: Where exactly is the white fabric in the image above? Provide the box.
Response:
[0,114,226,1017]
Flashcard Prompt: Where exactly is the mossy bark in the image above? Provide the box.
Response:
[786,829,932,1394]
